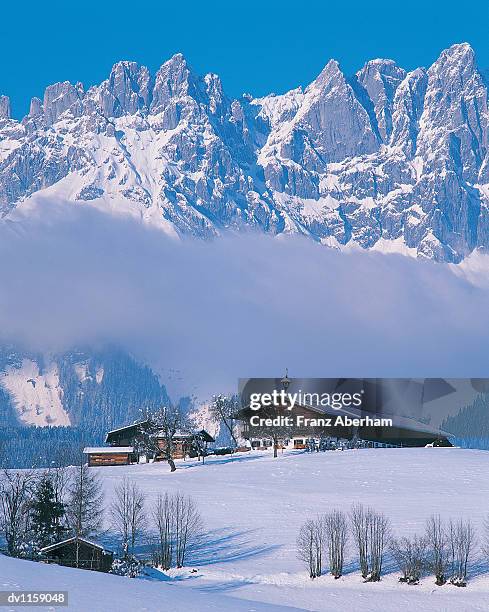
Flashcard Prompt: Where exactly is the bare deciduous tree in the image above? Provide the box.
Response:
[152,492,203,570]
[137,406,186,472]
[210,394,239,449]
[448,518,475,586]
[110,478,145,557]
[66,463,104,567]
[323,510,348,578]
[0,470,35,556]
[369,510,389,581]
[297,518,324,579]
[482,514,489,561]
[351,503,369,579]
[153,493,174,570]
[425,514,448,585]
[390,535,427,584]
[47,464,70,526]
[351,503,389,582]
[173,492,202,567]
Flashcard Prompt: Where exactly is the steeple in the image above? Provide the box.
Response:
[281,368,291,392]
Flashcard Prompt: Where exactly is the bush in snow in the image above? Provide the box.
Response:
[350,503,390,582]
[110,556,144,578]
[390,535,427,584]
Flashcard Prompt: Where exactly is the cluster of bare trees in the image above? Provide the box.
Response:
[110,481,203,571]
[391,515,476,587]
[0,464,103,562]
[0,466,203,576]
[297,510,349,579]
[390,534,427,584]
[151,492,203,570]
[350,504,390,582]
[298,506,478,587]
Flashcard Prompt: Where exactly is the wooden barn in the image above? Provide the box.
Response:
[40,537,113,572]
[99,421,215,463]
[159,430,215,459]
[105,421,147,446]
[83,446,135,467]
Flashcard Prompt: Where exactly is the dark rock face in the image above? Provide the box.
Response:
[1,43,489,262]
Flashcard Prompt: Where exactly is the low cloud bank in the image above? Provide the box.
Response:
[1,201,488,396]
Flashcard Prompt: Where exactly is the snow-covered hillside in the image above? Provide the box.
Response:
[5,448,487,611]
[1,358,69,426]
[0,348,170,429]
[1,44,489,262]
[0,553,289,612]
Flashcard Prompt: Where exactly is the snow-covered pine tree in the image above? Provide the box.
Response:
[30,475,66,549]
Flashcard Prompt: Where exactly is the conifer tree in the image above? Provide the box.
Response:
[31,476,66,548]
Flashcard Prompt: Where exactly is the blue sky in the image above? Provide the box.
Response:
[1,0,488,117]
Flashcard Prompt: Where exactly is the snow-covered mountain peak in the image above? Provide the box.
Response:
[434,42,476,69]
[357,57,405,80]
[42,80,84,125]
[98,60,152,118]
[356,58,406,142]
[2,44,489,262]
[307,58,345,93]
[149,52,199,115]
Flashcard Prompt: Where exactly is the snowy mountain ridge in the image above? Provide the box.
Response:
[1,43,489,261]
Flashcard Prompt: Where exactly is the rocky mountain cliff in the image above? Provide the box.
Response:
[1,43,488,262]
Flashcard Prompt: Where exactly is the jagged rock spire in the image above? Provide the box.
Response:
[0,95,11,120]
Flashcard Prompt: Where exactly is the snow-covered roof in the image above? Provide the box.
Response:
[40,536,112,554]
[158,429,215,442]
[83,446,134,454]
[106,420,147,435]
[172,430,194,438]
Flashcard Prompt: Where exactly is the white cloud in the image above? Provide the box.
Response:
[1,200,488,397]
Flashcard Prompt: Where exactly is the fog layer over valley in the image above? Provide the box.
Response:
[0,201,488,397]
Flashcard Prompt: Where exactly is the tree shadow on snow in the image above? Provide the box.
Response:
[177,453,267,470]
[196,578,254,593]
[467,557,489,579]
[189,527,281,566]
[340,554,398,577]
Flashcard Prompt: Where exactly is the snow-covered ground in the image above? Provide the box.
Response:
[2,448,489,611]
[0,554,289,612]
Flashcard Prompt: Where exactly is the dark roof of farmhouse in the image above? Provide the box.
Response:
[105,421,214,443]
[40,536,112,554]
[106,420,149,435]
